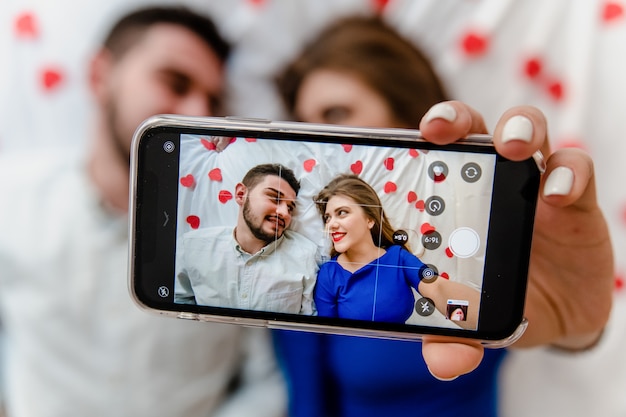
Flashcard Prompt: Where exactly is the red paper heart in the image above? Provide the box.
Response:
[415,200,425,211]
[228,137,237,144]
[208,168,222,181]
[524,57,543,79]
[461,31,489,56]
[303,159,316,172]
[383,181,397,193]
[180,174,195,187]
[407,191,418,203]
[384,157,395,170]
[548,81,564,100]
[186,215,200,229]
[603,2,624,21]
[201,138,216,151]
[372,0,390,13]
[245,137,257,142]
[41,68,63,91]
[547,80,564,101]
[445,247,454,258]
[440,272,450,280]
[350,160,363,175]
[420,223,435,235]
[15,12,38,38]
[342,144,353,153]
[409,149,419,158]
[218,190,233,204]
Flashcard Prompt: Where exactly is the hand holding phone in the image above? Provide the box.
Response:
[418,102,613,379]
[129,102,613,381]
[129,113,543,350]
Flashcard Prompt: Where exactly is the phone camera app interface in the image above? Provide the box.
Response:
[173,134,496,331]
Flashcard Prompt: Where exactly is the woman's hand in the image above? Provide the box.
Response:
[417,101,614,380]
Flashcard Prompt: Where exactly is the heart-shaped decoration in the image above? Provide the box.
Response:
[41,68,63,91]
[407,191,418,203]
[180,174,195,187]
[461,31,489,56]
[383,181,397,193]
[603,2,624,21]
[186,215,200,229]
[547,80,564,101]
[372,0,390,13]
[245,137,257,142]
[440,272,450,280]
[303,159,316,172]
[218,190,233,204]
[15,12,38,38]
[200,138,216,151]
[208,168,222,181]
[342,144,353,153]
[409,149,419,158]
[420,223,435,235]
[384,157,395,170]
[445,247,454,258]
[524,57,543,79]
[415,200,425,211]
[350,160,363,175]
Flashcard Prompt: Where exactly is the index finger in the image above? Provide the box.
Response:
[493,106,550,161]
[419,101,488,144]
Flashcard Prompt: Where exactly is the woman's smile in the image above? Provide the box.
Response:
[331,231,346,243]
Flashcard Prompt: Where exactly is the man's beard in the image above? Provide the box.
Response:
[242,197,285,244]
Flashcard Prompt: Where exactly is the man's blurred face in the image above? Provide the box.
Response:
[102,23,225,160]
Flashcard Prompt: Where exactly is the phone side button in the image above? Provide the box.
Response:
[177,312,199,321]
[224,116,271,123]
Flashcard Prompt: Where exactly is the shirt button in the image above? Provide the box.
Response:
[241,293,248,299]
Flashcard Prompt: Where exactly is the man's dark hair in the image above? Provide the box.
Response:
[242,164,301,196]
[102,6,230,61]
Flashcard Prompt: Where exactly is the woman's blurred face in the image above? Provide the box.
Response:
[294,69,400,128]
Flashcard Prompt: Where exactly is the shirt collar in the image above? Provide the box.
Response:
[232,229,286,258]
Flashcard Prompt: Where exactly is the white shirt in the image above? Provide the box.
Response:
[0,151,286,417]
[176,226,319,315]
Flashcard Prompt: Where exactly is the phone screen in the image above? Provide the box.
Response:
[132,118,539,341]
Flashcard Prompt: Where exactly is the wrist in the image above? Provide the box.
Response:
[550,328,605,353]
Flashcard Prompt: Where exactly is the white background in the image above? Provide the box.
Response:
[1,0,626,415]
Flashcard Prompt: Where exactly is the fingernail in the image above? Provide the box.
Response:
[424,103,457,123]
[427,367,459,382]
[502,115,533,143]
[543,166,574,196]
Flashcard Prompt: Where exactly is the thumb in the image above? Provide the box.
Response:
[422,338,484,380]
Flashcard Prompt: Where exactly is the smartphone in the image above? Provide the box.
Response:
[129,115,543,347]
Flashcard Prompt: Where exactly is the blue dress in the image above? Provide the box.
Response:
[314,245,426,323]
[275,244,505,417]
[273,330,506,417]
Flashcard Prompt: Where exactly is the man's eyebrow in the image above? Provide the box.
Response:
[266,187,297,206]
[156,68,190,81]
[266,187,291,197]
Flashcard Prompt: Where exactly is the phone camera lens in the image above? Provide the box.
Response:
[163,141,176,153]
